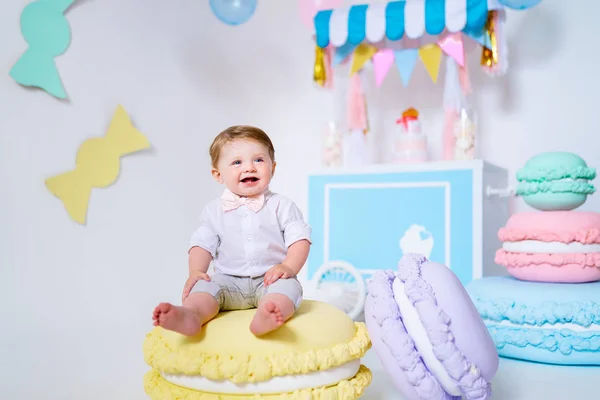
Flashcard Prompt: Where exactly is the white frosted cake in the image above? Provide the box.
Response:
[393,108,428,163]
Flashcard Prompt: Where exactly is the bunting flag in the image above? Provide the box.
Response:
[316,26,494,88]
[418,44,443,83]
[350,43,377,76]
[394,49,418,87]
[334,41,357,65]
[438,33,464,67]
[372,49,394,87]
[463,29,491,49]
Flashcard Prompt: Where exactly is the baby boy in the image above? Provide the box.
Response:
[152,125,311,336]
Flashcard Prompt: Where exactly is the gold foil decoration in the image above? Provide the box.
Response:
[481,10,498,68]
[313,45,326,86]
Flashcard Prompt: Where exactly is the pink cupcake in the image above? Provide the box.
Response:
[495,211,600,283]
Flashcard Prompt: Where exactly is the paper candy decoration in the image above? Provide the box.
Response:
[10,0,74,99]
[45,106,151,224]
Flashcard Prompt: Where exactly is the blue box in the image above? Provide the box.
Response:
[301,160,509,293]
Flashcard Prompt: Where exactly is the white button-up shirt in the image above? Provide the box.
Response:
[189,190,312,277]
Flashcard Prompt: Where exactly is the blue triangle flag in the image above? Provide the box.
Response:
[394,49,418,86]
[334,41,357,65]
[463,30,492,48]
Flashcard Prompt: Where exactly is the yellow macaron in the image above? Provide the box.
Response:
[143,300,372,399]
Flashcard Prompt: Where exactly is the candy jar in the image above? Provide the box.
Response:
[322,121,343,167]
[453,108,477,160]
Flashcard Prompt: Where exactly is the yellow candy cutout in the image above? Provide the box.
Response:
[45,105,151,224]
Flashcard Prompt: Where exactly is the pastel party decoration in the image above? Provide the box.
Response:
[498,0,542,10]
[467,151,600,367]
[10,0,74,99]
[372,49,395,87]
[516,152,596,211]
[311,0,542,90]
[143,300,372,398]
[495,211,600,283]
[333,41,357,65]
[365,254,499,400]
[394,49,418,87]
[45,105,151,224]
[299,0,343,31]
[350,43,377,76]
[209,0,257,26]
[347,74,368,131]
[392,108,429,163]
[315,1,491,48]
[418,44,443,83]
[437,33,465,67]
[467,276,600,366]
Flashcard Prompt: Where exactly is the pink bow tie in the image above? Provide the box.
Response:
[221,190,265,213]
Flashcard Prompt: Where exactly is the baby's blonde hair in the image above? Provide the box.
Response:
[209,125,275,168]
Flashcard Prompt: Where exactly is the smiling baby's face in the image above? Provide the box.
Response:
[212,138,276,197]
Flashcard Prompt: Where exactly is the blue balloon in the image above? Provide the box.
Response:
[210,0,257,26]
[498,0,542,10]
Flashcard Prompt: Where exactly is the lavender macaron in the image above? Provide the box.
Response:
[365,254,498,400]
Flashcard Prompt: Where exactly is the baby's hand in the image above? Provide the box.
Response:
[181,272,211,303]
[264,264,295,286]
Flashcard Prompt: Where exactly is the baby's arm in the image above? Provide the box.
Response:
[182,205,220,300]
[276,196,312,276]
[188,246,212,276]
[282,239,310,276]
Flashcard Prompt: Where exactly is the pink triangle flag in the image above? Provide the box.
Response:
[372,49,395,87]
[438,33,464,67]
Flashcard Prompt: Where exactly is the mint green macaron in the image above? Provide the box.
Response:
[516,152,596,211]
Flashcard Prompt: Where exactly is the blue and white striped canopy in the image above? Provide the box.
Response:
[315,0,504,48]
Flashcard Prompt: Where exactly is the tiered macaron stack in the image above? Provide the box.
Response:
[467,152,600,366]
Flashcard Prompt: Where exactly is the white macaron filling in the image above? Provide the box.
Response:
[393,279,462,396]
[502,240,600,254]
[160,359,360,394]
[490,319,592,332]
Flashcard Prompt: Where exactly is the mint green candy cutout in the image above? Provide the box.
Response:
[10,0,74,99]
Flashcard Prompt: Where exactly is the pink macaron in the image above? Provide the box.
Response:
[495,211,600,283]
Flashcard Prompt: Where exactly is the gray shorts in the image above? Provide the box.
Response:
[189,273,303,311]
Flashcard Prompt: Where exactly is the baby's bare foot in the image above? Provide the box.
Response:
[250,301,284,336]
[152,302,202,336]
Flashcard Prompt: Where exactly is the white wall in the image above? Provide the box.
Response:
[0,0,597,399]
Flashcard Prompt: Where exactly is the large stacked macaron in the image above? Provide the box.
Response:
[467,152,600,366]
[495,152,599,283]
[143,300,372,399]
